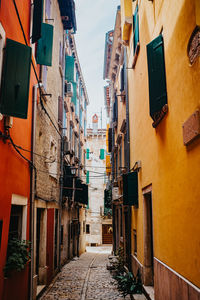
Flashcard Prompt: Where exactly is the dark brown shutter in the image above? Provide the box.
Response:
[32,0,43,43]
[123,172,138,206]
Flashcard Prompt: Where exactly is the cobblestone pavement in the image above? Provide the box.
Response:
[40,248,131,300]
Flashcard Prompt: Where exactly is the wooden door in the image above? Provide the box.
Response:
[102,224,112,244]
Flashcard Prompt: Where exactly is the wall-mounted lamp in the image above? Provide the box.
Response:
[70,166,77,175]
[131,160,142,172]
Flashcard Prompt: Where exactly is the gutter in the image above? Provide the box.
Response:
[29,84,37,300]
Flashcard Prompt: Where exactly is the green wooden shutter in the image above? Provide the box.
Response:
[100,149,104,159]
[123,172,138,206]
[65,55,74,82]
[86,148,89,159]
[36,23,53,66]
[0,39,32,119]
[146,34,167,119]
[71,82,77,105]
[86,171,89,184]
[32,0,43,43]
[133,5,139,54]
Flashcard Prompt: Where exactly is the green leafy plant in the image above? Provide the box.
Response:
[4,238,31,277]
[112,247,142,298]
[115,270,143,298]
[115,247,126,275]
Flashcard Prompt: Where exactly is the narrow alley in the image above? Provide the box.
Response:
[40,247,145,300]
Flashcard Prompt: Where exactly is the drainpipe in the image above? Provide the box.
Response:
[29,84,37,300]
[58,31,66,271]
[111,84,116,254]
[124,48,132,271]
[77,80,81,256]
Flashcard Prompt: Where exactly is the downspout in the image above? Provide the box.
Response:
[77,81,81,257]
[29,84,37,300]
[111,86,116,254]
[58,32,65,271]
[124,47,132,270]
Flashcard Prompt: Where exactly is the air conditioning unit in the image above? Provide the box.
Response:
[65,82,73,97]
[112,187,119,200]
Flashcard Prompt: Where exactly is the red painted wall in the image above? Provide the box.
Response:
[0,0,38,299]
[47,209,55,285]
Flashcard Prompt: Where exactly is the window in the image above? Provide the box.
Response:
[119,145,122,174]
[86,171,89,184]
[9,205,22,240]
[59,41,63,67]
[123,171,138,206]
[42,66,48,91]
[9,195,28,241]
[45,0,51,19]
[86,224,90,234]
[86,148,90,159]
[58,96,63,126]
[49,139,57,178]
[146,34,167,127]
[100,149,105,160]
[74,135,77,157]
[115,151,118,179]
[70,125,73,148]
[83,221,86,233]
[132,5,140,67]
[61,225,64,245]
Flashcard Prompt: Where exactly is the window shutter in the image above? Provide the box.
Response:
[58,96,63,125]
[63,165,73,198]
[120,64,125,92]
[146,34,167,119]
[71,82,77,105]
[65,55,74,82]
[83,184,88,205]
[86,171,89,184]
[86,148,89,159]
[133,5,139,54]
[100,149,105,160]
[0,39,31,119]
[123,171,138,206]
[108,128,112,152]
[36,23,54,66]
[32,0,43,44]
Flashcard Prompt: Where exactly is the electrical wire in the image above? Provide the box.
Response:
[12,0,62,138]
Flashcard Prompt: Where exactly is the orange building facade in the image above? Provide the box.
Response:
[0,0,37,299]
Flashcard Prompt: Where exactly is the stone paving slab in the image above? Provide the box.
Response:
[40,251,146,300]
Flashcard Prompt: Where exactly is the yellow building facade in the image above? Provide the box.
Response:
[120,0,200,299]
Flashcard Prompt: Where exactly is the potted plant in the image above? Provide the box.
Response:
[4,238,31,278]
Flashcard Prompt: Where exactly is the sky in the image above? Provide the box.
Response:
[75,0,120,129]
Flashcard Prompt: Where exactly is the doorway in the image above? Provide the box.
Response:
[143,188,154,286]
[102,224,112,244]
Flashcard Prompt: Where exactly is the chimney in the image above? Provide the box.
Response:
[92,114,98,133]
